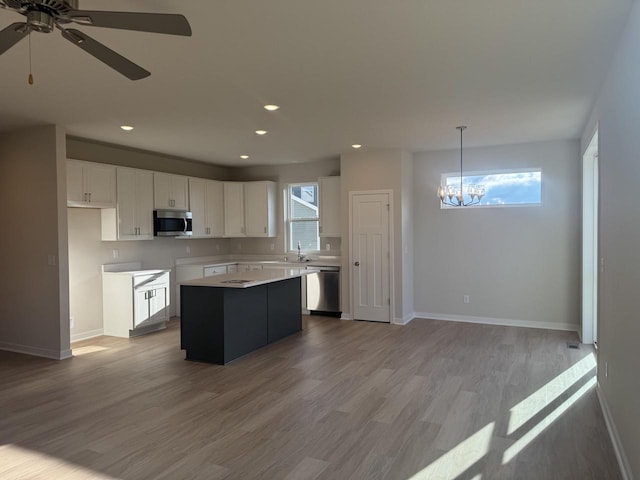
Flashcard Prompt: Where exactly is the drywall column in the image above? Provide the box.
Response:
[581,3,640,477]
[340,148,414,323]
[0,125,71,359]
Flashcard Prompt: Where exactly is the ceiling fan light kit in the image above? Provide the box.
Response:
[0,0,191,80]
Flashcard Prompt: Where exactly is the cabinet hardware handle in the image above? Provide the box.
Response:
[354,261,360,266]
[88,192,92,202]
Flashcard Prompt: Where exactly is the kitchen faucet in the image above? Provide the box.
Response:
[297,241,305,261]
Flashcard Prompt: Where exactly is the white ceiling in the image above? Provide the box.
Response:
[0,0,633,166]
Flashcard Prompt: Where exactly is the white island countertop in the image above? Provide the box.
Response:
[180,268,318,289]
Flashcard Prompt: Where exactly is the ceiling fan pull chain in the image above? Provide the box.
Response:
[28,31,33,85]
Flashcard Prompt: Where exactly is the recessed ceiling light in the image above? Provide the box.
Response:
[240,155,249,159]
[264,104,280,111]
[351,144,362,149]
[255,130,268,135]
[120,125,134,131]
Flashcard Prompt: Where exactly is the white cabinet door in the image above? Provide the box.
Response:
[154,173,189,210]
[319,176,341,237]
[85,163,116,206]
[244,181,276,237]
[224,182,245,237]
[149,287,167,324]
[206,180,224,237]
[133,289,150,329]
[135,170,154,238]
[103,167,153,241]
[67,160,116,208]
[189,177,207,237]
[66,161,85,204]
[189,178,224,238]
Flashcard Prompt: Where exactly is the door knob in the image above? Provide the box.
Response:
[354,261,360,266]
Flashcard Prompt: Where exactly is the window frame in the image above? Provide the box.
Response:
[285,182,321,253]
[439,167,543,209]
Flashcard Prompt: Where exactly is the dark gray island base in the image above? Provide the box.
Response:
[180,275,302,364]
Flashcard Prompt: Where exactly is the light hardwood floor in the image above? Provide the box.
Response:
[0,316,621,480]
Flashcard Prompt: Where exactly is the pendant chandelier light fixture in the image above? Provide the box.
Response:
[437,126,485,207]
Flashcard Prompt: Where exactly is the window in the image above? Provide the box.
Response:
[440,169,542,208]
[287,183,320,251]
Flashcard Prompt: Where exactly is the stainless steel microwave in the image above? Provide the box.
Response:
[153,210,193,237]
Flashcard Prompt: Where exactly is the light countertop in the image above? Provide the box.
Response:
[180,268,318,289]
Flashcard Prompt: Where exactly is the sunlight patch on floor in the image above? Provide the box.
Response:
[0,444,120,479]
[72,345,111,356]
[407,422,494,480]
[502,376,597,464]
[507,353,596,435]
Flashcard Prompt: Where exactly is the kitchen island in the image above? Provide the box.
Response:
[180,269,313,364]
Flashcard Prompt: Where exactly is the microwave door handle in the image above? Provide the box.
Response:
[183,217,187,233]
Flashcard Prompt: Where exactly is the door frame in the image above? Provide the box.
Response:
[581,128,598,345]
[348,189,395,323]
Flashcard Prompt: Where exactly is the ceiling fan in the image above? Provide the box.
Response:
[0,0,191,80]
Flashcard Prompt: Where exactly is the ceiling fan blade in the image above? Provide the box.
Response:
[61,28,150,80]
[67,11,192,36]
[0,22,29,55]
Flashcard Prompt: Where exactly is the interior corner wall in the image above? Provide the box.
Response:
[401,151,415,322]
[340,149,408,321]
[581,2,640,477]
[413,140,581,330]
[0,125,70,359]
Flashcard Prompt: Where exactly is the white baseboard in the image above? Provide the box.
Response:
[340,313,353,321]
[71,329,104,343]
[0,341,72,360]
[393,312,415,325]
[596,386,635,480]
[413,312,579,332]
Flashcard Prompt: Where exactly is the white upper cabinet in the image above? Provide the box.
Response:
[154,172,189,210]
[102,167,154,241]
[244,181,277,237]
[318,176,341,237]
[189,178,224,238]
[223,182,245,237]
[66,159,116,208]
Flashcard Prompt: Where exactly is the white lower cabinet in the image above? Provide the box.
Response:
[103,270,170,338]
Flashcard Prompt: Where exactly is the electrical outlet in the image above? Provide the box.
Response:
[186,245,191,255]
[70,317,74,329]
[112,249,119,259]
[270,243,275,251]
[326,243,330,251]
[47,254,56,266]
[463,295,470,304]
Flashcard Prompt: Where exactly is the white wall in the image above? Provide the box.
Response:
[228,159,342,255]
[0,126,71,359]
[581,3,640,477]
[413,140,581,330]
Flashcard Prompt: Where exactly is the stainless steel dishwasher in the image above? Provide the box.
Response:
[306,266,340,314]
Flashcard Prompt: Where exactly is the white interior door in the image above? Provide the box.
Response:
[351,192,391,322]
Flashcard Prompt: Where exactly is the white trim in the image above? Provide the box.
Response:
[71,329,104,343]
[392,312,415,325]
[413,312,579,332]
[596,386,635,480]
[0,342,72,360]
[340,313,353,321]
